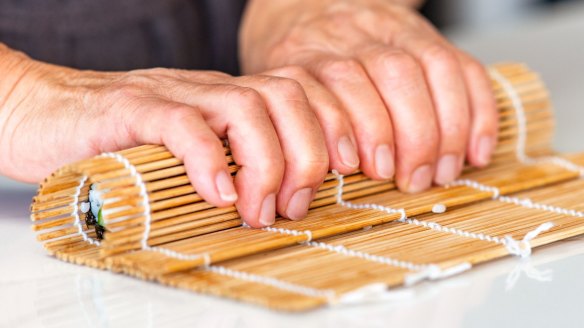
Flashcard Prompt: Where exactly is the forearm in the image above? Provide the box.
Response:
[0,44,36,175]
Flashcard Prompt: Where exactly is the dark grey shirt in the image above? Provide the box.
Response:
[0,0,246,74]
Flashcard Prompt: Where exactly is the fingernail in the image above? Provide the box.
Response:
[215,170,238,202]
[286,188,313,220]
[407,164,433,193]
[477,136,494,166]
[434,154,460,185]
[259,193,276,226]
[337,136,360,168]
[375,144,394,179]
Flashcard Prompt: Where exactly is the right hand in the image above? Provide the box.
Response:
[0,45,339,228]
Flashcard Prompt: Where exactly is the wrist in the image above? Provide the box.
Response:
[0,44,34,103]
[0,45,34,176]
[0,45,70,179]
[0,44,35,135]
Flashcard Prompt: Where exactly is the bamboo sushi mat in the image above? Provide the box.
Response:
[30,63,584,311]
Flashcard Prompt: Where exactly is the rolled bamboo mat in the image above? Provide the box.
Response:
[30,62,584,311]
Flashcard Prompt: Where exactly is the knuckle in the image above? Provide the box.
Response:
[478,112,499,134]
[269,65,309,79]
[378,51,420,80]
[164,104,197,124]
[224,85,265,110]
[487,111,499,127]
[461,58,499,123]
[319,58,365,81]
[195,133,223,153]
[263,76,305,99]
[164,107,222,149]
[292,152,330,180]
[258,76,308,104]
[442,120,469,143]
[257,153,286,179]
[421,44,457,67]
[321,107,348,130]
[440,107,471,139]
[401,128,439,155]
[463,57,487,78]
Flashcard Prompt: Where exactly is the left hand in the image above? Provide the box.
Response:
[240,0,498,192]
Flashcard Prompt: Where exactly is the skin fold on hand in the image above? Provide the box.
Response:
[240,0,498,193]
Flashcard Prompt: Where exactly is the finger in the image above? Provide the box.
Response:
[234,75,329,221]
[310,57,397,181]
[457,52,498,167]
[166,83,286,228]
[399,39,470,185]
[265,65,360,174]
[357,46,439,193]
[124,98,238,209]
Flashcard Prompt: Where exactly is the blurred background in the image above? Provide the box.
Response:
[421,0,577,28]
[0,0,582,192]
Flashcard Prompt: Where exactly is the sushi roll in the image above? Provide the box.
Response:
[80,184,106,239]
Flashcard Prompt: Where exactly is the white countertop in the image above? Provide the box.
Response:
[2,2,584,327]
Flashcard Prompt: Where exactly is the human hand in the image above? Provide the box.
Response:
[0,44,336,227]
[240,0,498,192]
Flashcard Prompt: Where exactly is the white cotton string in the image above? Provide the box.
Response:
[71,175,101,246]
[401,216,504,244]
[258,219,470,284]
[448,179,500,199]
[400,216,553,259]
[534,156,584,177]
[261,226,313,243]
[101,152,211,265]
[489,68,529,162]
[498,196,584,217]
[489,68,584,177]
[100,152,152,250]
[305,170,471,283]
[99,155,335,300]
[502,222,554,258]
[332,170,407,221]
[306,241,426,272]
[96,153,365,302]
[448,179,584,218]
[148,248,211,266]
[399,210,554,258]
[260,227,471,285]
[333,171,554,259]
[206,265,337,302]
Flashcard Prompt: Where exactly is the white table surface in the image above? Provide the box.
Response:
[2,2,584,327]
